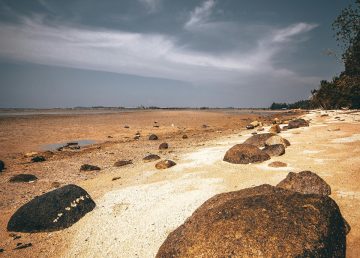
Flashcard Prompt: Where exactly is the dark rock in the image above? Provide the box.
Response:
[134,135,140,140]
[182,135,188,139]
[155,160,176,169]
[243,133,275,147]
[107,136,113,138]
[112,177,121,181]
[0,160,4,172]
[124,125,130,128]
[114,160,133,167]
[288,118,309,129]
[202,124,209,128]
[153,125,160,128]
[268,161,287,167]
[31,156,46,163]
[9,174,38,183]
[277,171,331,196]
[14,243,32,250]
[143,154,161,162]
[156,184,347,258]
[0,248,3,252]
[263,144,285,156]
[66,142,78,146]
[223,144,270,164]
[149,134,159,140]
[159,143,169,150]
[80,164,100,171]
[246,124,254,130]
[7,184,95,232]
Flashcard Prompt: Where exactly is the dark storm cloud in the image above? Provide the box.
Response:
[0,0,353,107]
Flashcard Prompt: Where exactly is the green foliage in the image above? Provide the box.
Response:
[310,0,360,109]
[269,100,317,110]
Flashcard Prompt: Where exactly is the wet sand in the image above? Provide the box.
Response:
[1,109,359,257]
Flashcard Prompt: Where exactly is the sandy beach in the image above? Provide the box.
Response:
[1,109,359,257]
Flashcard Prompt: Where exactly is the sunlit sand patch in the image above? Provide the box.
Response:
[302,150,321,154]
[332,134,360,143]
[64,176,224,258]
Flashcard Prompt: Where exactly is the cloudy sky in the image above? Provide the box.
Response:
[0,0,353,108]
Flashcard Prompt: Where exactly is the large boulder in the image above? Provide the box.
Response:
[265,135,290,148]
[7,184,95,232]
[288,118,309,129]
[223,144,270,164]
[243,133,275,147]
[0,160,4,172]
[156,184,347,258]
[263,144,285,157]
[277,171,331,196]
[9,174,38,183]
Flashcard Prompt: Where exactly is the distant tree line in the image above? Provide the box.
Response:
[270,100,318,110]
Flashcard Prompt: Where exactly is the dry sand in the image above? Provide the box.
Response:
[1,109,360,257]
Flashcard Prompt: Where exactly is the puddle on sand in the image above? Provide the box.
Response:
[41,139,96,151]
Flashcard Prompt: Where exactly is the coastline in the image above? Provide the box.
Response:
[1,109,359,257]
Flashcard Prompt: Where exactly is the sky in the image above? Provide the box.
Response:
[0,0,354,108]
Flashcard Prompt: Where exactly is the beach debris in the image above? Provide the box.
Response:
[288,118,309,129]
[277,171,331,196]
[268,161,287,167]
[149,134,159,140]
[155,160,176,169]
[182,135,188,139]
[9,174,38,183]
[263,144,285,156]
[159,142,169,150]
[243,133,275,147]
[223,144,270,164]
[269,124,281,134]
[114,160,133,167]
[14,243,32,250]
[7,184,96,232]
[31,156,46,163]
[156,184,348,257]
[0,160,4,172]
[265,135,290,148]
[143,154,161,162]
[80,164,100,171]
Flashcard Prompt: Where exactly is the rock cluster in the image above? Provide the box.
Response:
[156,174,348,258]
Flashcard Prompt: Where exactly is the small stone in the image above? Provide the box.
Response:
[246,124,254,130]
[9,174,38,183]
[0,160,4,172]
[269,124,281,134]
[134,135,140,140]
[14,243,32,250]
[149,134,159,140]
[182,135,188,139]
[155,160,176,169]
[159,143,169,150]
[112,177,121,181]
[143,154,161,162]
[124,125,130,128]
[80,164,100,171]
[114,160,133,167]
[268,161,287,167]
[31,156,46,163]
